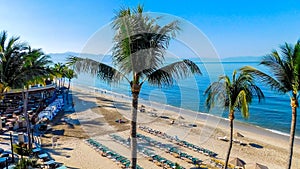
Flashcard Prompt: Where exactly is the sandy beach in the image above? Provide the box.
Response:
[38,85,300,169]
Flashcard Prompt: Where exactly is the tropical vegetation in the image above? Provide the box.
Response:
[205,70,264,169]
[67,5,201,168]
[0,5,299,168]
[241,40,300,169]
[0,30,54,149]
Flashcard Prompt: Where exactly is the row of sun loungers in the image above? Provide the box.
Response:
[32,145,67,169]
[85,138,143,169]
[139,126,218,157]
[109,134,185,169]
[210,158,235,169]
[217,136,247,147]
[136,133,202,165]
[37,96,64,121]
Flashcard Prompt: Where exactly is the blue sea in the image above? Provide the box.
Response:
[73,61,300,137]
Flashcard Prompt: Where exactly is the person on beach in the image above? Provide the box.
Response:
[170,120,175,125]
[128,137,131,147]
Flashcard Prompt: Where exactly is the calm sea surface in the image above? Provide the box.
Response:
[73,61,300,137]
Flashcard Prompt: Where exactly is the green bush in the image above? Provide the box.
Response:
[12,143,30,156]
[14,158,38,169]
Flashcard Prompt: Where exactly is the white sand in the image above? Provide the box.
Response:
[12,85,299,169]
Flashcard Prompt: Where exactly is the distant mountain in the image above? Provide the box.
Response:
[221,56,262,63]
[48,52,112,64]
[48,52,262,65]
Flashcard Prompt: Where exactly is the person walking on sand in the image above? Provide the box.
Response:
[128,137,131,147]
[170,120,175,125]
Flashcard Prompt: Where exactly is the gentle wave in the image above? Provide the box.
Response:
[265,129,300,139]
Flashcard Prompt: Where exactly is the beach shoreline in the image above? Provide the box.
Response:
[39,84,300,168]
[72,82,300,145]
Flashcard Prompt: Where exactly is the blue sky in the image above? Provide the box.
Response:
[1,0,300,58]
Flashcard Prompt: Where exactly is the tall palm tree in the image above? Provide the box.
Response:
[0,30,52,149]
[21,47,52,149]
[0,31,28,89]
[205,70,264,169]
[53,63,66,88]
[64,68,77,90]
[64,68,77,104]
[68,5,201,169]
[241,40,300,169]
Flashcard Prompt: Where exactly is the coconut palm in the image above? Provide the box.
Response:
[0,30,28,90]
[53,63,66,88]
[240,40,300,169]
[65,68,77,90]
[64,68,77,104]
[0,31,52,149]
[67,5,201,168]
[205,70,264,169]
[21,47,52,149]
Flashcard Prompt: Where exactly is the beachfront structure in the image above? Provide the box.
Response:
[68,5,201,169]
[1,84,56,131]
[241,40,300,169]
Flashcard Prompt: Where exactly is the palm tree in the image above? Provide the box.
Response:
[68,5,201,169]
[0,31,52,149]
[64,68,77,104]
[241,40,300,169]
[205,70,264,169]
[64,68,77,90]
[21,47,52,149]
[53,63,66,88]
[0,31,28,89]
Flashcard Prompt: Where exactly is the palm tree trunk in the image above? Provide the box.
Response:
[68,79,71,90]
[287,97,298,169]
[66,79,71,105]
[224,110,234,169]
[23,89,32,150]
[63,78,65,87]
[131,83,141,169]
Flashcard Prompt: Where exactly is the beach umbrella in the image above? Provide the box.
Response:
[229,157,246,167]
[235,132,244,138]
[246,163,268,169]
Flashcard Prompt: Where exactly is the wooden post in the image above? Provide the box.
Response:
[9,132,14,163]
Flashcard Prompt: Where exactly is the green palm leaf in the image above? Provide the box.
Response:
[241,40,300,168]
[147,59,201,86]
[233,90,249,118]
[66,5,201,169]
[67,56,125,83]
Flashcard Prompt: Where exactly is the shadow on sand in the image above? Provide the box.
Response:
[249,143,263,148]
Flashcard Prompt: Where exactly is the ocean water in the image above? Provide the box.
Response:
[73,61,300,137]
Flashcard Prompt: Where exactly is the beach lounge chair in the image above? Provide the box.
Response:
[218,136,229,142]
[121,161,130,169]
[55,165,67,169]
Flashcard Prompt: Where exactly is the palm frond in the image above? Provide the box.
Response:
[147,59,201,86]
[0,31,8,50]
[67,56,127,83]
[111,6,181,78]
[240,66,287,93]
[234,90,249,118]
[205,70,264,119]
[204,81,226,109]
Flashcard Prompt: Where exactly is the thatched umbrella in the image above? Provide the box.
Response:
[235,131,244,137]
[230,157,246,168]
[246,163,268,169]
